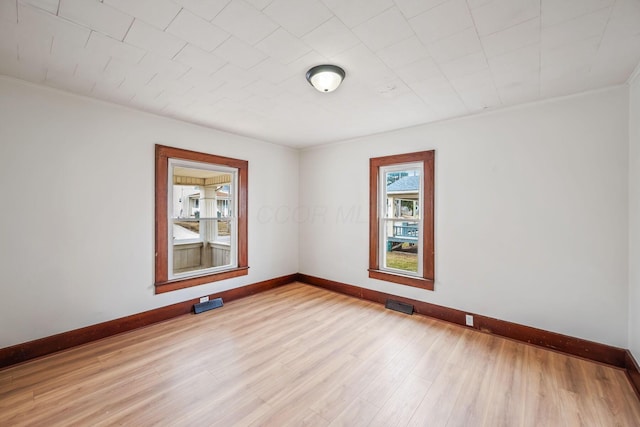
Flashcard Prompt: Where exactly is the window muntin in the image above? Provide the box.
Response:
[369,151,434,290]
[168,160,238,280]
[155,145,248,294]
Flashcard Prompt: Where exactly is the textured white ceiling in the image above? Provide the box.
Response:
[1,0,639,148]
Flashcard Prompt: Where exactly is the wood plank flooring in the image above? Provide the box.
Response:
[1,282,639,426]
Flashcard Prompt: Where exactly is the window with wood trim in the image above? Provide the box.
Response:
[369,151,434,290]
[155,145,248,294]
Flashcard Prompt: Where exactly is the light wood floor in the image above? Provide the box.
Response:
[1,282,640,426]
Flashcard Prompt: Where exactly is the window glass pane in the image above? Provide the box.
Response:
[384,169,421,219]
[212,220,232,268]
[170,164,236,278]
[382,219,419,273]
[173,218,199,239]
[379,163,423,277]
[172,219,233,273]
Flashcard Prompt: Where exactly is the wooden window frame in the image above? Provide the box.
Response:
[155,145,248,294]
[369,151,435,290]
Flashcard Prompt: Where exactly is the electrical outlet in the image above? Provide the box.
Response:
[200,296,209,304]
[465,314,474,327]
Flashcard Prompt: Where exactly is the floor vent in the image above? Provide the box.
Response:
[194,297,223,314]
[385,299,414,315]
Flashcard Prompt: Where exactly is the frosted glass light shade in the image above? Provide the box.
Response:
[306,65,345,93]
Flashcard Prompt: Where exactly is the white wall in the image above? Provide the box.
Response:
[630,72,640,359]
[299,87,630,347]
[0,77,299,348]
[0,75,633,351]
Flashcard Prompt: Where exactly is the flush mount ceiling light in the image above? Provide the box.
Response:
[306,64,345,93]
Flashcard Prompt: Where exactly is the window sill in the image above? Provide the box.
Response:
[155,266,249,294]
[368,269,434,291]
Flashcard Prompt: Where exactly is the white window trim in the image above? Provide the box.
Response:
[168,158,239,281]
[378,162,424,278]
